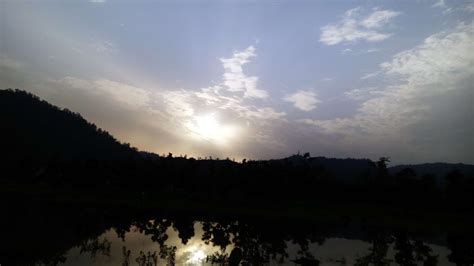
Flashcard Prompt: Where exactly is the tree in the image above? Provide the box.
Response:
[375,157,391,184]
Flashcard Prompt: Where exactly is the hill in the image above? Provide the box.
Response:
[389,163,474,186]
[0,89,137,162]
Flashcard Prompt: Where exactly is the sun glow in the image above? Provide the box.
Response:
[186,114,238,145]
[186,249,206,264]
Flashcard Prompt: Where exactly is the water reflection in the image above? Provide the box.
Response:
[0,200,471,266]
[61,221,455,266]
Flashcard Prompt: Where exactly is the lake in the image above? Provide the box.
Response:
[62,221,455,266]
[1,198,471,266]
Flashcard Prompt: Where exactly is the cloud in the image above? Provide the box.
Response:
[73,40,119,55]
[0,55,24,69]
[93,40,118,54]
[320,7,401,45]
[20,45,284,158]
[157,45,286,139]
[360,71,381,80]
[306,21,474,163]
[150,46,286,152]
[342,48,353,54]
[161,86,284,123]
[160,90,195,118]
[342,48,381,55]
[344,87,381,101]
[431,0,456,14]
[432,0,447,8]
[220,46,268,98]
[59,77,149,108]
[156,84,286,157]
[90,0,106,3]
[380,22,474,85]
[284,90,321,111]
[360,9,401,28]
[464,2,474,12]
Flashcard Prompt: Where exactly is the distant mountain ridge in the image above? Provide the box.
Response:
[389,163,474,179]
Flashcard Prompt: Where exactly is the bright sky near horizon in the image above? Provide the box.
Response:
[1,0,473,164]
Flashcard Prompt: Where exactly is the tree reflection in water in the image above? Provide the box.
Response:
[0,200,472,265]
[76,218,461,266]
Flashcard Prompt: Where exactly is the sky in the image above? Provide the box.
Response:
[1,0,473,164]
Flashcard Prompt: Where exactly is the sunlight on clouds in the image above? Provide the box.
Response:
[185,248,206,264]
[158,46,283,149]
[185,113,240,146]
[162,90,195,117]
[59,77,150,108]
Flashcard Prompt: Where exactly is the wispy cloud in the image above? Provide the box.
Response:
[464,2,474,12]
[320,7,401,45]
[321,77,333,81]
[220,46,268,98]
[344,87,381,101]
[93,40,118,54]
[341,48,353,54]
[283,90,321,111]
[58,77,150,109]
[360,9,401,28]
[432,0,447,8]
[431,0,454,14]
[342,48,381,55]
[73,40,119,55]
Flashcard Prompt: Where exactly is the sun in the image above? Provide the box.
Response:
[186,113,238,145]
[194,114,220,140]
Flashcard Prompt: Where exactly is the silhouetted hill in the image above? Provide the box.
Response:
[389,163,474,185]
[308,156,376,184]
[267,155,377,184]
[0,89,137,163]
